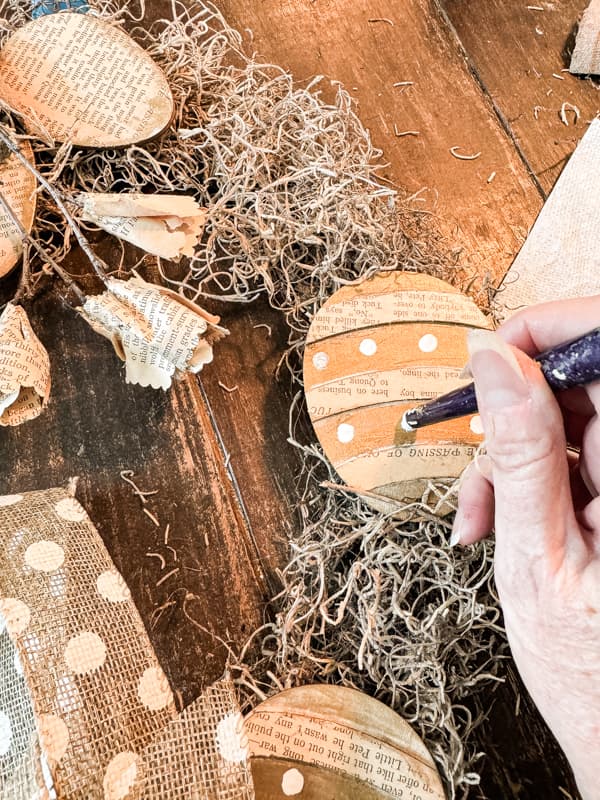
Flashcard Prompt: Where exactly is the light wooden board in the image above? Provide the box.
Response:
[219,0,543,290]
[444,0,600,195]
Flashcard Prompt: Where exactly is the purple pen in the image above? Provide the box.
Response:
[401,326,600,431]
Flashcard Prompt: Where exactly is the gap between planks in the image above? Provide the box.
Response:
[434,0,548,199]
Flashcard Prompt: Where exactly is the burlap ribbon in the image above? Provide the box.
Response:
[0,487,254,799]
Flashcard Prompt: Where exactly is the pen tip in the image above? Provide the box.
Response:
[400,409,419,432]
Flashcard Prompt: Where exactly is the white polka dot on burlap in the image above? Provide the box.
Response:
[0,711,12,756]
[216,712,248,763]
[64,632,106,675]
[25,541,65,572]
[38,714,69,763]
[54,498,87,522]
[0,494,23,507]
[103,752,138,800]
[0,598,31,636]
[137,667,173,711]
[97,571,131,603]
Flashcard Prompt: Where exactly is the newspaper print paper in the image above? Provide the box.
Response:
[81,277,227,390]
[0,303,50,426]
[77,193,206,260]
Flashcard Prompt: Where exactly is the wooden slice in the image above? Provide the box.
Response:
[0,13,174,147]
[245,685,445,800]
[303,271,492,511]
[0,140,36,279]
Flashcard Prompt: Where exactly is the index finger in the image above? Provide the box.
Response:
[498,294,600,355]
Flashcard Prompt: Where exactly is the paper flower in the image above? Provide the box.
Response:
[76,193,206,260]
[81,276,227,390]
[0,303,50,426]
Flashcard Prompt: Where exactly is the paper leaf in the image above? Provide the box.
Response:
[77,193,206,260]
[0,140,37,279]
[0,14,173,147]
[0,304,51,426]
[81,277,227,390]
[570,0,600,75]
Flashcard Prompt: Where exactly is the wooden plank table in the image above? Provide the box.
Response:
[1,0,598,796]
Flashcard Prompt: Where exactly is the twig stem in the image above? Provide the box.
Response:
[0,126,109,284]
[0,185,86,305]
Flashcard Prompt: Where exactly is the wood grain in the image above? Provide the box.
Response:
[0,262,269,706]
[442,0,600,194]
[218,0,543,288]
[200,299,300,589]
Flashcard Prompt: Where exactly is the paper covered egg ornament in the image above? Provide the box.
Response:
[0,140,36,279]
[0,13,173,147]
[303,271,493,511]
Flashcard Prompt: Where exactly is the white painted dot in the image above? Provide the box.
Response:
[312,351,329,371]
[137,667,173,711]
[97,571,131,603]
[54,498,86,522]
[0,711,12,756]
[25,541,64,573]
[359,337,377,356]
[418,333,438,353]
[103,752,138,800]
[282,767,305,796]
[38,714,69,763]
[337,423,355,444]
[469,415,484,435]
[216,712,248,763]
[0,598,31,636]
[0,494,23,507]
[64,632,106,675]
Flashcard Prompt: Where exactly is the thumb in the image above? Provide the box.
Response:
[468,329,574,560]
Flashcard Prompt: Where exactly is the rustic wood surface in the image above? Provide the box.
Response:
[0,0,597,796]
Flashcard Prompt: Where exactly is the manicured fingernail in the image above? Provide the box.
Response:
[467,330,528,411]
[450,508,463,546]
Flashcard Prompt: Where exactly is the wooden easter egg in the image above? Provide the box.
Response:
[0,140,36,278]
[304,271,492,511]
[245,685,445,800]
[0,13,173,147]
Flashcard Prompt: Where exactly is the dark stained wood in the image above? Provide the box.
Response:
[218,0,543,288]
[0,266,269,705]
[200,299,300,588]
[442,0,600,195]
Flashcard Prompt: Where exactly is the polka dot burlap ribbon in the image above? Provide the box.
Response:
[0,488,253,799]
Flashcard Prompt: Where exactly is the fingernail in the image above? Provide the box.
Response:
[458,363,473,379]
[467,330,528,411]
[450,508,463,546]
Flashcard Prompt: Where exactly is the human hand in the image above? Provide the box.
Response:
[452,297,600,799]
